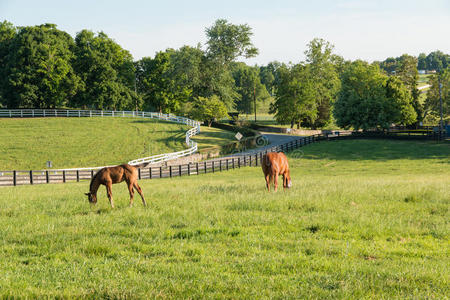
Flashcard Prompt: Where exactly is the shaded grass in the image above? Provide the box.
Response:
[190,126,237,151]
[0,140,448,298]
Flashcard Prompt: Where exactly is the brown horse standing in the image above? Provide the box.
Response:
[262,152,292,192]
[85,164,147,208]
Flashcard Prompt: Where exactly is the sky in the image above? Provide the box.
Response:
[1,0,449,65]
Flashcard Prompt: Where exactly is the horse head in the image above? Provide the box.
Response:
[85,192,97,204]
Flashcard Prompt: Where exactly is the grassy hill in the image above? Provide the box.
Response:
[0,117,235,170]
[0,139,448,298]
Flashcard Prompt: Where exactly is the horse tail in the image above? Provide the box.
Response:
[129,162,150,169]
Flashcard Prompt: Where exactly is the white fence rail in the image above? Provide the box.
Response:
[0,109,201,170]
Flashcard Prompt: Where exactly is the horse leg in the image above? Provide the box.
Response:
[133,182,146,207]
[274,172,279,192]
[127,181,135,207]
[265,174,271,192]
[106,182,114,208]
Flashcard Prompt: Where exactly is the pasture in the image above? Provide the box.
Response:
[0,139,448,298]
[0,118,235,171]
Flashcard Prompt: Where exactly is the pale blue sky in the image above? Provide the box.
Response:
[1,0,449,64]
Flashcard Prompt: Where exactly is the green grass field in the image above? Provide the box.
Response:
[0,139,448,298]
[191,126,237,151]
[0,118,235,170]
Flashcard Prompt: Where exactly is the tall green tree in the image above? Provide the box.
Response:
[270,64,317,128]
[423,68,449,123]
[303,38,341,128]
[0,21,17,107]
[201,19,259,108]
[418,53,427,70]
[334,61,416,130]
[426,51,449,72]
[1,24,80,108]
[135,49,191,113]
[396,54,421,124]
[232,63,270,115]
[205,19,258,66]
[71,30,139,110]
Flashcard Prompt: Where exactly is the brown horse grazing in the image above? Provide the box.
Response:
[85,164,147,208]
[262,152,292,192]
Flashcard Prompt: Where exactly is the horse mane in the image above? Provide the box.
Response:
[89,169,101,192]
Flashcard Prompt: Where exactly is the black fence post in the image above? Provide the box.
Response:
[30,170,33,185]
[149,167,152,179]
[160,166,162,178]
[196,162,199,175]
[179,165,182,177]
[91,170,94,179]
[219,160,222,172]
[188,164,190,176]
[212,161,215,173]
[169,166,172,178]
[255,154,258,166]
[63,170,66,183]
[46,171,49,183]
[138,168,141,180]
[232,158,235,169]
[76,170,80,182]
[204,162,207,174]
[13,171,17,186]
[238,157,241,168]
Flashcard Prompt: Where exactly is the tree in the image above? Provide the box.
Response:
[426,51,449,72]
[0,21,17,107]
[423,68,449,123]
[303,38,341,128]
[396,54,421,124]
[379,57,398,74]
[1,24,80,108]
[418,53,427,70]
[135,50,190,113]
[202,19,259,109]
[191,95,228,126]
[232,63,270,115]
[270,64,317,128]
[334,61,416,130]
[71,30,139,110]
[205,19,258,66]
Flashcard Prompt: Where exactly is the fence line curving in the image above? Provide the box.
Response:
[0,116,444,187]
[0,109,201,171]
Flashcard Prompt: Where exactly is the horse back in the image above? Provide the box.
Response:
[262,152,289,175]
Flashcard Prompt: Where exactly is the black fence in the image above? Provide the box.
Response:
[1,130,446,187]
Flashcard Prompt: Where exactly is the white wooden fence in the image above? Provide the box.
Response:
[0,109,201,170]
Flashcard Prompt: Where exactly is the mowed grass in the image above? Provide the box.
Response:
[0,117,192,170]
[0,140,448,298]
[190,126,237,151]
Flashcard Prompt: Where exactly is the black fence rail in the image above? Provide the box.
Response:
[1,130,445,187]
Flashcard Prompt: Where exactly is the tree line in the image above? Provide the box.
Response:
[0,19,448,130]
[378,51,449,74]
